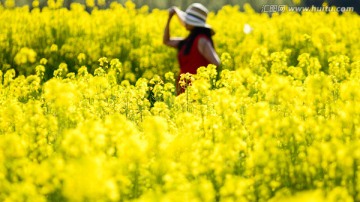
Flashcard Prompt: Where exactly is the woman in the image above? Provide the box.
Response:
[163,3,220,94]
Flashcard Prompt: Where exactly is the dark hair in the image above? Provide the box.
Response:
[178,27,214,55]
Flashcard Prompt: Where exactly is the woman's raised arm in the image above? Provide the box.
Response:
[163,7,183,48]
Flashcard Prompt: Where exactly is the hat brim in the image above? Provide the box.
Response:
[173,7,215,35]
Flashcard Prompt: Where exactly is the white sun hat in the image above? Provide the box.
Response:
[173,3,214,34]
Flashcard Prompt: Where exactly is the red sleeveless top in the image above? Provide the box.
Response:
[177,34,211,74]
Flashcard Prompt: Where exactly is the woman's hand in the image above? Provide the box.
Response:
[168,7,176,19]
